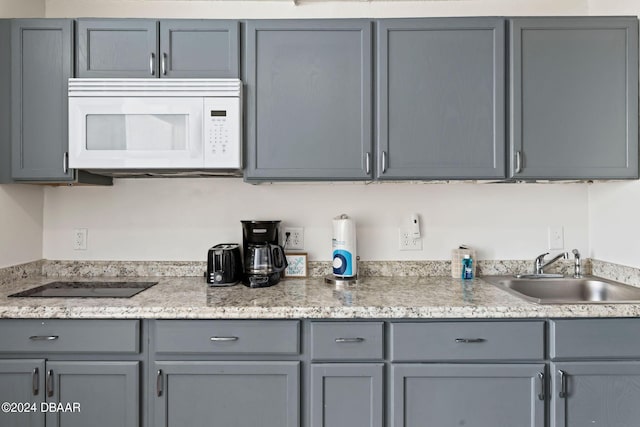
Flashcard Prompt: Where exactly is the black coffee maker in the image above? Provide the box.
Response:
[241,220,288,288]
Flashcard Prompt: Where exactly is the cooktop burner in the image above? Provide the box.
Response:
[8,281,158,298]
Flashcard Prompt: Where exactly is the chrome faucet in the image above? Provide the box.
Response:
[534,252,569,275]
[572,249,582,278]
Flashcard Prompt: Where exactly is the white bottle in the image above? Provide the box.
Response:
[332,214,357,278]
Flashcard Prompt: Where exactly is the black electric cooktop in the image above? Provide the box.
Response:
[8,281,158,298]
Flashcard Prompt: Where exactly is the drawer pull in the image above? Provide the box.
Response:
[335,337,365,343]
[156,370,163,397]
[29,335,59,341]
[210,336,239,342]
[454,338,486,343]
[32,368,39,396]
[559,370,568,398]
[46,370,54,398]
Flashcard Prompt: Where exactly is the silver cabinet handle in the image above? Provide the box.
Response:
[454,338,486,343]
[515,150,522,174]
[365,152,371,175]
[537,372,545,401]
[161,53,167,76]
[46,370,53,398]
[29,335,59,341]
[32,367,39,396]
[63,152,68,174]
[156,370,163,397]
[559,370,568,398]
[381,151,388,174]
[149,52,155,76]
[210,336,239,342]
[335,337,365,343]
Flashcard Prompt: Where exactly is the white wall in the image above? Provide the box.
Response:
[0,185,44,268]
[45,0,588,19]
[589,181,640,269]
[0,0,45,18]
[43,179,589,261]
[31,0,629,266]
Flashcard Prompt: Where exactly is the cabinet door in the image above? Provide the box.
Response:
[245,20,373,180]
[392,364,545,427]
[552,361,640,427]
[45,361,139,427]
[159,20,239,78]
[311,364,383,427]
[377,18,506,180]
[510,17,639,179]
[0,359,45,427]
[154,361,299,427]
[77,19,158,78]
[11,19,74,181]
[0,20,11,183]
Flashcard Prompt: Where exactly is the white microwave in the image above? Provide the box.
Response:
[68,79,242,175]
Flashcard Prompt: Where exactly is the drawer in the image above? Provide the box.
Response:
[0,319,140,354]
[390,321,544,361]
[550,319,640,359]
[311,322,384,361]
[154,320,300,355]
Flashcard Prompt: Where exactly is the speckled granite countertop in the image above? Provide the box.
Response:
[1,275,640,319]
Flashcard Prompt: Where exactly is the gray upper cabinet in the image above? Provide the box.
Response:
[159,20,239,78]
[551,362,640,427]
[377,18,506,180]
[11,19,75,181]
[392,364,545,427]
[510,17,639,179]
[77,19,239,78]
[244,20,373,181]
[0,20,11,183]
[77,19,158,78]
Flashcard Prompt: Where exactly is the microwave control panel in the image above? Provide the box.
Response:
[203,97,242,168]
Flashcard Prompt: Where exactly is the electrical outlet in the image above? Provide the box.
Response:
[548,226,564,250]
[73,228,88,251]
[284,227,304,251]
[399,228,422,251]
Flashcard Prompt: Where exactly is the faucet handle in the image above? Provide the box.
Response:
[572,249,580,257]
[535,252,550,262]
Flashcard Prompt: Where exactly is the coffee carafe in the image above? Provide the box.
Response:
[241,220,288,288]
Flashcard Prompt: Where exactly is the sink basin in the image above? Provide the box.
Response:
[483,275,640,304]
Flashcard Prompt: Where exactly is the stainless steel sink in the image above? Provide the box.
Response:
[483,275,640,304]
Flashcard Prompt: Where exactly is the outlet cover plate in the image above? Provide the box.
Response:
[284,227,304,251]
[548,226,564,250]
[399,228,422,251]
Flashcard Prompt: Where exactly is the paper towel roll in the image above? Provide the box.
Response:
[332,214,357,278]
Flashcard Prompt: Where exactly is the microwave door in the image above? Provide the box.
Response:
[69,97,204,169]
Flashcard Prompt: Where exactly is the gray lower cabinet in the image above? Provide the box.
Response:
[0,359,45,427]
[45,361,139,427]
[244,20,373,181]
[376,18,506,180]
[0,359,138,427]
[551,361,640,427]
[154,361,299,427]
[77,19,239,78]
[311,363,383,427]
[510,17,639,179]
[392,364,545,427]
[11,19,74,181]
